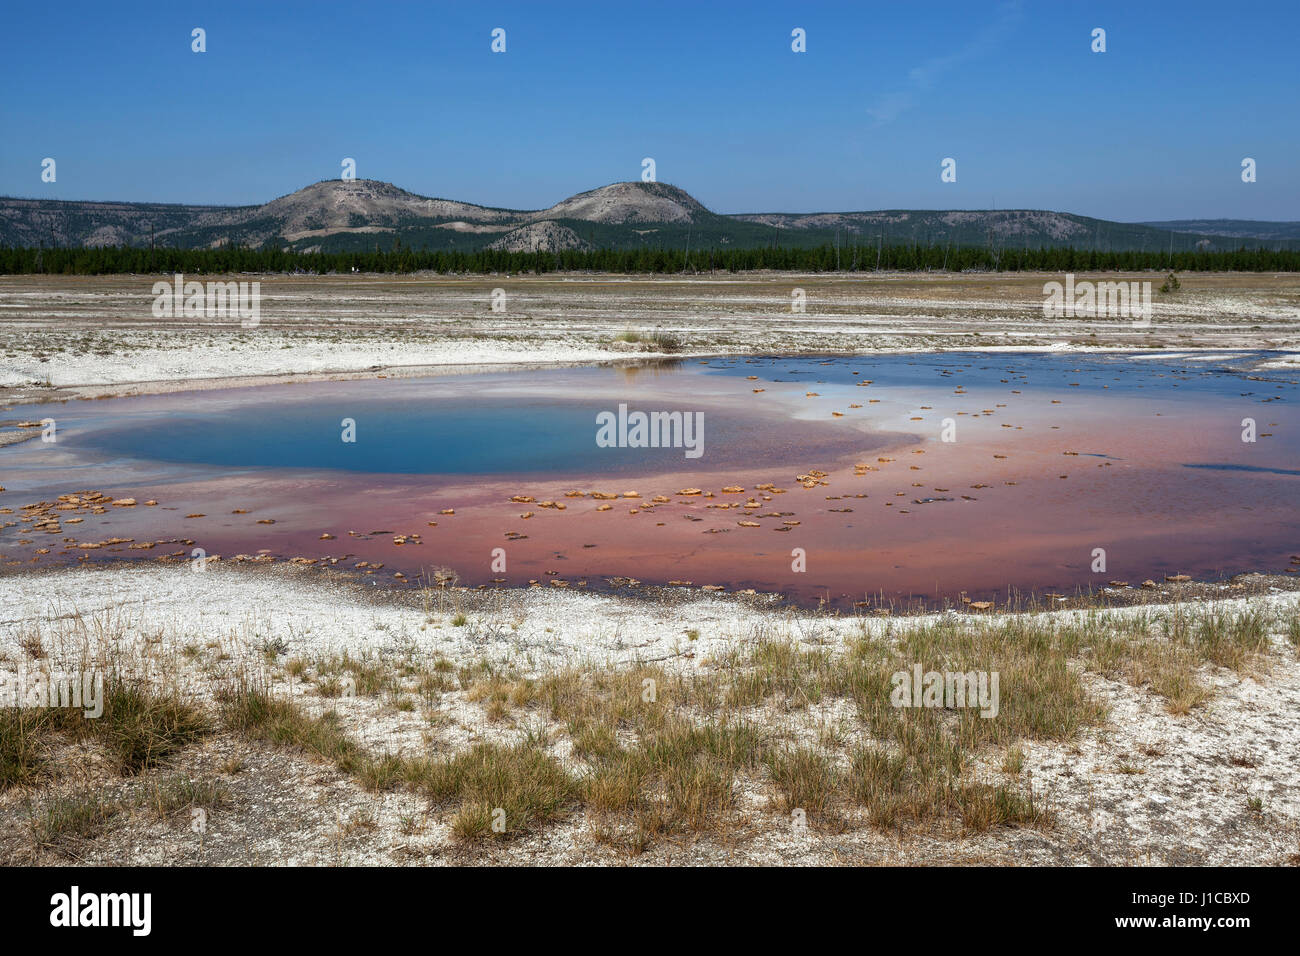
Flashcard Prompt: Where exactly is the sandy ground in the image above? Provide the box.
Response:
[1,563,1297,866]
[3,272,1299,404]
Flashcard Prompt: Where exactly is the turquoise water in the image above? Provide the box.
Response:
[66,350,1294,476]
[2,350,1296,606]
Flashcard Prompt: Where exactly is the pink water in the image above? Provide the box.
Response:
[2,352,1296,607]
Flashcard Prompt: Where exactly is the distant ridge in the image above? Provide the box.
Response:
[2,179,1297,253]
[1138,219,1300,242]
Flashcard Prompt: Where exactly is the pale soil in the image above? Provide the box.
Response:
[2,272,1298,404]
[1,564,1297,866]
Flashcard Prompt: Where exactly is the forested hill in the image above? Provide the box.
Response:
[4,179,1299,255]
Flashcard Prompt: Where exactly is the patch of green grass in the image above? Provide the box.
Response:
[1085,605,1274,713]
[717,626,1073,832]
[723,639,835,709]
[312,650,392,697]
[1189,607,1270,671]
[645,331,682,353]
[2,676,207,786]
[952,780,1048,832]
[1,708,73,788]
[97,681,209,774]
[766,746,839,817]
[142,773,231,819]
[410,741,578,840]
[613,329,682,352]
[355,751,408,792]
[28,791,119,847]
[1147,662,1213,715]
[1001,745,1025,775]
[217,679,362,774]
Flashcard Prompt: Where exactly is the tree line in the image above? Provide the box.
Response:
[2,242,1298,275]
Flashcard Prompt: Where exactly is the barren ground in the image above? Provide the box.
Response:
[3,272,1298,404]
[1,566,1297,866]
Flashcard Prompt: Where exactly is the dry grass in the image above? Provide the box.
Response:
[3,594,1293,859]
[23,772,229,853]
[1085,605,1272,713]
[217,678,362,772]
[0,708,71,788]
[1,675,207,787]
[27,791,119,848]
[96,680,210,774]
[140,773,230,820]
[413,738,577,840]
[202,602,1287,845]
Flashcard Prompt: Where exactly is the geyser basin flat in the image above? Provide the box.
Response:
[1,351,1296,608]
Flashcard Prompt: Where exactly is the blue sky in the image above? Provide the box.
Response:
[2,0,1297,220]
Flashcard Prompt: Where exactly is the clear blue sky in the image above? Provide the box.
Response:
[2,0,1297,220]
